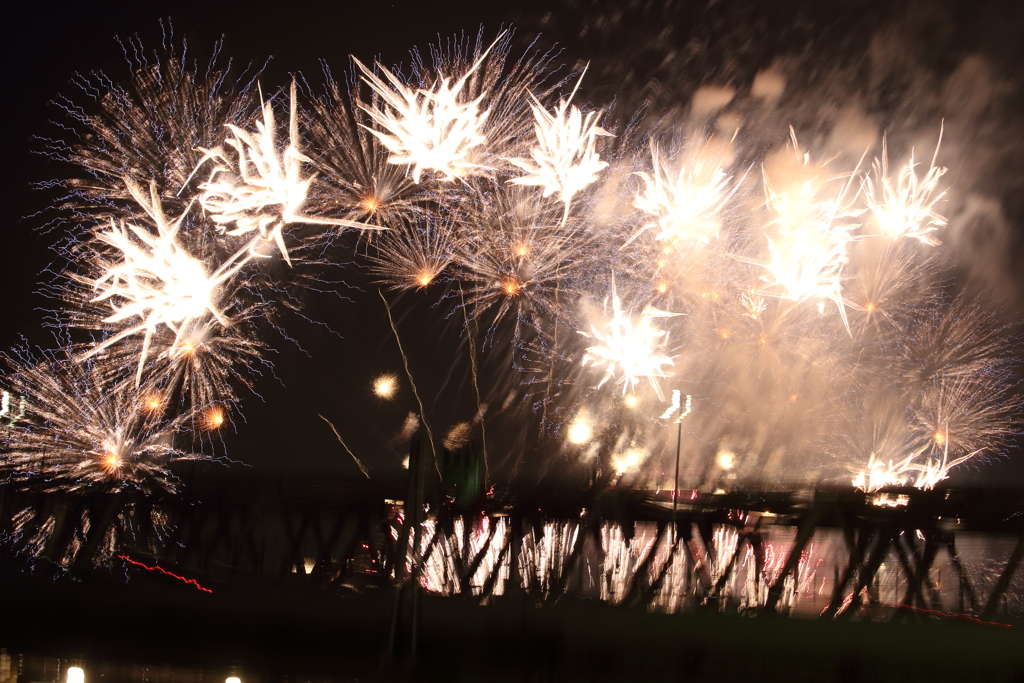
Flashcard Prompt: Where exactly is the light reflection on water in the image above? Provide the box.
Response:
[409,516,1023,621]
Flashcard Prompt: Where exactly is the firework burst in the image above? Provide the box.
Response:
[195,82,384,265]
[581,281,678,398]
[1,350,203,494]
[508,70,612,224]
[72,178,251,381]
[863,133,947,245]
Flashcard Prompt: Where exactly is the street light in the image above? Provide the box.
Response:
[660,390,692,538]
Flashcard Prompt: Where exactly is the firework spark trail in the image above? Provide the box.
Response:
[366,218,455,290]
[119,554,213,593]
[40,26,264,230]
[301,67,427,228]
[379,290,440,478]
[138,318,264,410]
[319,414,371,478]
[458,283,489,485]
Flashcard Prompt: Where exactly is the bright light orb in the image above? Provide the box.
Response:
[613,448,645,475]
[374,374,398,399]
[203,406,226,430]
[716,449,736,470]
[567,416,592,445]
[67,668,85,683]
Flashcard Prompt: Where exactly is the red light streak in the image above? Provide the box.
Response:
[118,555,212,593]
[893,604,1011,628]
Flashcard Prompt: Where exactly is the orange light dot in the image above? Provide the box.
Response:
[145,395,163,411]
[719,329,731,339]
[205,407,225,430]
[865,302,876,313]
[416,271,433,287]
[759,334,769,345]
[503,279,521,296]
[362,197,379,212]
[514,243,529,257]
[789,394,799,403]
[934,432,946,445]
[656,282,668,294]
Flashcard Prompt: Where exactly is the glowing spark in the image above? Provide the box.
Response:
[443,422,472,451]
[626,137,737,248]
[373,373,398,398]
[852,451,916,492]
[612,447,645,475]
[508,69,611,223]
[740,292,767,320]
[906,428,980,491]
[318,414,371,478]
[716,449,736,470]
[582,283,678,398]
[863,132,947,245]
[197,82,382,265]
[760,130,861,329]
[1,390,26,426]
[353,37,503,183]
[202,405,226,430]
[567,411,592,445]
[624,394,638,408]
[366,219,454,291]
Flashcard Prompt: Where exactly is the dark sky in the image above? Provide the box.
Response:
[4,0,1024,487]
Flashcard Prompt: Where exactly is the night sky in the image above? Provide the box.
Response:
[4,0,1024,487]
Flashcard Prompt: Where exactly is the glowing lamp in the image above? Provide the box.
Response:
[67,668,84,683]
